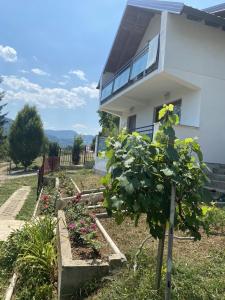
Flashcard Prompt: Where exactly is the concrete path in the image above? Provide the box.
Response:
[0,186,31,241]
[0,220,25,241]
[0,186,31,219]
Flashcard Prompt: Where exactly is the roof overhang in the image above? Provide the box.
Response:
[204,3,225,18]
[98,0,225,88]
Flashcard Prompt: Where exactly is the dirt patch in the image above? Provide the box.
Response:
[100,216,225,261]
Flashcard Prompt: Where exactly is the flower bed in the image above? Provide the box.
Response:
[38,177,60,216]
[58,171,76,198]
[57,197,126,299]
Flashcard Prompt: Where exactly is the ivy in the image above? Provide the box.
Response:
[102,104,210,240]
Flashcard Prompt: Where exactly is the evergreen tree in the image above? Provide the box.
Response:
[0,77,7,144]
[72,136,83,165]
[9,105,44,169]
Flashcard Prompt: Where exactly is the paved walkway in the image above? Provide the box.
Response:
[0,186,31,241]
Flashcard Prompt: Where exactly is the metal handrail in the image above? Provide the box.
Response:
[102,44,150,89]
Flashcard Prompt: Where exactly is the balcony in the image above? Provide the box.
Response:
[100,35,160,105]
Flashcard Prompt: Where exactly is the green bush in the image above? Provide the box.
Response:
[0,217,57,299]
[48,142,60,157]
[72,136,84,165]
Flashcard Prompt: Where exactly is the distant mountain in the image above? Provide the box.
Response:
[45,130,94,147]
[3,119,94,147]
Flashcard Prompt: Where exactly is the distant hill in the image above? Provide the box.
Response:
[3,120,94,147]
[45,130,94,147]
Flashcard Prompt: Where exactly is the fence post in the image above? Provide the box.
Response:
[165,184,176,300]
[83,146,87,165]
[95,135,99,158]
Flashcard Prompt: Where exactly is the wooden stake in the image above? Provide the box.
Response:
[165,184,176,300]
[156,224,166,291]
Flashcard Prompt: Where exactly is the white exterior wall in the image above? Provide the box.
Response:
[120,88,201,130]
[164,13,225,164]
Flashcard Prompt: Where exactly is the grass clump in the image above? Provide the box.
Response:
[0,217,57,300]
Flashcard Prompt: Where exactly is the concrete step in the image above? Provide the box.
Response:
[212,168,225,175]
[208,173,225,181]
[208,180,225,190]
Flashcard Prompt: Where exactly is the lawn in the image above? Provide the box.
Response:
[86,216,225,300]
[0,176,38,220]
[69,169,103,191]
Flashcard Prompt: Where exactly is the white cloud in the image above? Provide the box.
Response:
[72,123,88,130]
[2,75,98,109]
[31,68,49,76]
[0,45,17,62]
[58,81,67,86]
[20,69,29,74]
[63,75,70,80]
[69,69,87,81]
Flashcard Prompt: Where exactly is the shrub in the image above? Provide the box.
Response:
[72,136,84,165]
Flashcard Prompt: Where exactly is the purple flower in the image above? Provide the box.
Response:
[90,224,97,231]
[80,220,85,225]
[68,223,76,230]
[80,227,88,234]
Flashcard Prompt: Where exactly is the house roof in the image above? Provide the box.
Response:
[204,3,225,18]
[101,0,225,81]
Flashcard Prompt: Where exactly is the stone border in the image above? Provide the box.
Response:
[57,210,126,300]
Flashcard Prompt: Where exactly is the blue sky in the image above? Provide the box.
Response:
[0,0,223,134]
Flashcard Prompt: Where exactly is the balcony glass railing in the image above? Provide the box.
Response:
[100,34,159,104]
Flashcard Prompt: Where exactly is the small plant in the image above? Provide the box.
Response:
[39,192,59,216]
[202,205,225,234]
[59,171,75,196]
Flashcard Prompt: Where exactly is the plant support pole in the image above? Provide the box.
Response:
[165,184,176,300]
[156,224,166,291]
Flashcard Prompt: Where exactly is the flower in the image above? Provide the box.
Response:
[80,220,85,225]
[45,205,49,209]
[90,223,97,231]
[42,194,49,202]
[68,223,76,230]
[80,227,88,234]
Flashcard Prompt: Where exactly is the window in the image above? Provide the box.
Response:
[154,100,182,123]
[127,115,136,133]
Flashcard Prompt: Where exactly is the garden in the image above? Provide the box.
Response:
[0,105,225,299]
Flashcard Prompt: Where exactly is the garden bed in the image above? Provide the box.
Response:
[57,204,125,299]
[58,172,77,198]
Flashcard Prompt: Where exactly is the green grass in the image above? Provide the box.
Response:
[84,216,225,300]
[69,169,102,191]
[16,179,38,221]
[0,176,38,221]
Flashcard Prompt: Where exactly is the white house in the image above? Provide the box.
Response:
[95,0,225,174]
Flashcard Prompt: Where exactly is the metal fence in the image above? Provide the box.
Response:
[59,147,94,166]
